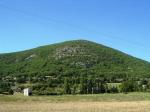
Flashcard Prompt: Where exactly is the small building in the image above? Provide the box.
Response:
[23,88,32,96]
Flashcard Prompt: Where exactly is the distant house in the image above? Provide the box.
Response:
[23,88,32,96]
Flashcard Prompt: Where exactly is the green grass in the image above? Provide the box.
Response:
[1,92,150,103]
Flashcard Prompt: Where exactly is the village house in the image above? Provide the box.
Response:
[23,88,32,96]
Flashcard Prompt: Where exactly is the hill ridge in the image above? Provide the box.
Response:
[0,40,150,77]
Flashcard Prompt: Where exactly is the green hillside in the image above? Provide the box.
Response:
[0,40,150,95]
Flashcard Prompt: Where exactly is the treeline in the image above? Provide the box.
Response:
[0,82,14,95]
[1,74,150,95]
[31,78,150,95]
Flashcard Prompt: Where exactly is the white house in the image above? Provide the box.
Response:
[23,88,32,96]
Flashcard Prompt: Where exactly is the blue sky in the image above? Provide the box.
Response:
[0,0,150,62]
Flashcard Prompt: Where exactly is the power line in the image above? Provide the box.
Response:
[0,3,148,49]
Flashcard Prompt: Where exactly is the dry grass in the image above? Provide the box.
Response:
[1,93,150,112]
[1,101,150,112]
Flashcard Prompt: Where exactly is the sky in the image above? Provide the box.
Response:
[0,0,150,62]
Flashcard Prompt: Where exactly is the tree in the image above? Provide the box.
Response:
[87,78,94,94]
[79,77,87,94]
[108,86,118,93]
[64,78,71,94]
[94,78,106,93]
[120,80,136,93]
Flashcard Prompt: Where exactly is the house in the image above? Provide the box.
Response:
[23,88,32,96]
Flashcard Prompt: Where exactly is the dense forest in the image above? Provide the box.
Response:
[0,40,150,95]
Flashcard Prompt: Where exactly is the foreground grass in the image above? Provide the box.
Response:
[1,101,150,112]
[1,92,150,112]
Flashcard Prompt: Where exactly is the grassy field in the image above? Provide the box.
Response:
[1,92,150,112]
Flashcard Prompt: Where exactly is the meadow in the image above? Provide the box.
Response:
[1,92,150,112]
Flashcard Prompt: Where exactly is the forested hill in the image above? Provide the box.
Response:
[0,39,150,78]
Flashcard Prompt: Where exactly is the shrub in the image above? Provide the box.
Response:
[120,81,136,93]
[8,89,14,95]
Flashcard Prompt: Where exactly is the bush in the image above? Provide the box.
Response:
[108,86,119,93]
[8,89,14,95]
[0,82,11,93]
[120,81,136,93]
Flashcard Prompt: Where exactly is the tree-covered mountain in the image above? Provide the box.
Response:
[0,40,150,77]
[0,40,150,95]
